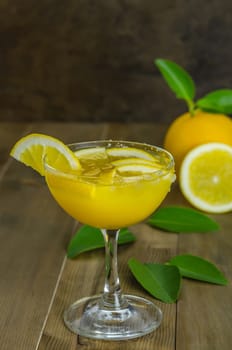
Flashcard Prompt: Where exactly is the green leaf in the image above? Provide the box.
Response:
[196,89,232,114]
[168,254,228,285]
[155,58,195,105]
[128,258,181,303]
[67,225,136,258]
[148,206,219,233]
[118,227,136,244]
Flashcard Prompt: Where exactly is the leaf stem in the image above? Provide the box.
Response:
[187,99,196,116]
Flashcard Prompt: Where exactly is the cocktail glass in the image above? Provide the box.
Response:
[44,140,175,340]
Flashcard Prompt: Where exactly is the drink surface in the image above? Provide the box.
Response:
[45,142,174,229]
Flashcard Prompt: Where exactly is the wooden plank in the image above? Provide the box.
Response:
[175,193,232,348]
[0,163,75,350]
[0,123,108,350]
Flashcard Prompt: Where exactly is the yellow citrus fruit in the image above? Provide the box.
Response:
[164,110,232,174]
[10,133,81,176]
[179,142,232,213]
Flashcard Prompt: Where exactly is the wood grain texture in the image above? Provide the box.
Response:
[0,162,75,349]
[0,122,232,349]
[176,212,232,350]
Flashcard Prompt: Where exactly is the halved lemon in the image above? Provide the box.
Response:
[10,133,81,176]
[74,147,107,160]
[180,142,232,213]
[106,147,155,161]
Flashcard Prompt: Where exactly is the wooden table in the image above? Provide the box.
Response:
[0,122,231,350]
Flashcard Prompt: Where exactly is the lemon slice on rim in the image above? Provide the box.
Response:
[10,133,81,176]
[106,147,155,161]
[180,142,232,213]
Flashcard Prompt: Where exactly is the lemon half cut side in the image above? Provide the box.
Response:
[10,133,81,176]
[180,142,232,213]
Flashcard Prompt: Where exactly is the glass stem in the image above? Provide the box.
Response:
[101,229,128,309]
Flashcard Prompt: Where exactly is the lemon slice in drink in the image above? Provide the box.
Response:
[111,158,162,171]
[111,157,160,167]
[116,164,159,175]
[75,147,107,160]
[106,147,155,161]
[98,169,117,184]
[10,133,81,176]
[180,142,232,213]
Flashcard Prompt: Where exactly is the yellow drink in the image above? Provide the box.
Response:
[45,141,175,229]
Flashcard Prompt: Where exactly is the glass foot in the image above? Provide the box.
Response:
[64,294,162,340]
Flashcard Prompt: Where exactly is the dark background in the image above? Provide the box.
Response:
[0,0,232,124]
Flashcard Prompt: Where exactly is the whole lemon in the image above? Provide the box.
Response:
[164,110,232,174]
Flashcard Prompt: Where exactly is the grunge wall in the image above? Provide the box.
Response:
[0,0,231,123]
